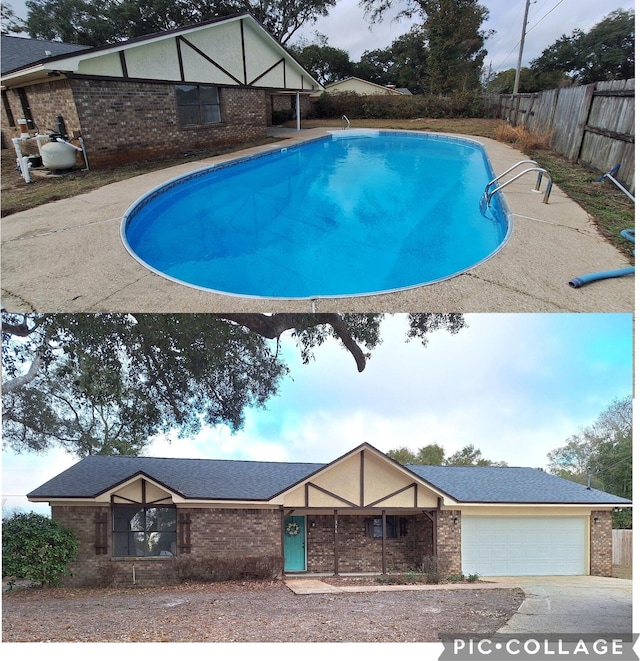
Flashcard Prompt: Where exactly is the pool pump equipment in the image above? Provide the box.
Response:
[12,114,89,182]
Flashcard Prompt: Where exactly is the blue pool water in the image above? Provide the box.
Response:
[122,130,510,298]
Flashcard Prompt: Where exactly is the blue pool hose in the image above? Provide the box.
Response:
[568,229,635,288]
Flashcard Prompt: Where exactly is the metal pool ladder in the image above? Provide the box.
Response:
[341,115,351,130]
[482,160,553,205]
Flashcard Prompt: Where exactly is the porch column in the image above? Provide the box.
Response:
[296,92,301,131]
[280,508,285,575]
[381,510,387,574]
[333,509,339,575]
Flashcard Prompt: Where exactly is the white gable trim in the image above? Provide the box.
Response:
[1,14,321,91]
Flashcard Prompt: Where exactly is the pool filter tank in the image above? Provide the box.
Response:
[40,115,80,170]
[40,138,79,170]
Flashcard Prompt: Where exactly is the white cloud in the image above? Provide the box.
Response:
[297,0,635,72]
[2,313,631,515]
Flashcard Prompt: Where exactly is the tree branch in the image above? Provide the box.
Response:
[218,313,368,372]
[2,352,43,394]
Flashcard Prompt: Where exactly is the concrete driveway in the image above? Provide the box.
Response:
[489,576,632,634]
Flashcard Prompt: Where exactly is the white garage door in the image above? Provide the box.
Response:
[461,516,587,576]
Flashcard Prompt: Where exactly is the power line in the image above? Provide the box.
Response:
[526,0,568,35]
[492,0,568,76]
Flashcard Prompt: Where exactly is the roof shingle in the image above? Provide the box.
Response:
[27,455,631,505]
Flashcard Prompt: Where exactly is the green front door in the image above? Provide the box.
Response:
[284,516,306,571]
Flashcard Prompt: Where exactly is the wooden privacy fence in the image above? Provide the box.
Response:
[612,529,632,566]
[488,79,635,194]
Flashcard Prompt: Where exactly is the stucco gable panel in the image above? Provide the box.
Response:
[182,23,244,79]
[180,47,240,85]
[281,446,440,508]
[122,40,182,81]
[75,52,123,77]
[111,477,174,504]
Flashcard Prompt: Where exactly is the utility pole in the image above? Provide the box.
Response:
[513,0,531,94]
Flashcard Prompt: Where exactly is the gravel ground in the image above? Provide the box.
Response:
[2,580,524,643]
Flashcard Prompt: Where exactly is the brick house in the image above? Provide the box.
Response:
[1,13,321,169]
[27,443,629,588]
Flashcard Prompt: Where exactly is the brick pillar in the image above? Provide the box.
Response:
[436,510,462,575]
[590,510,613,576]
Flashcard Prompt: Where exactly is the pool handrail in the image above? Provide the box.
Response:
[484,164,553,204]
[484,160,539,192]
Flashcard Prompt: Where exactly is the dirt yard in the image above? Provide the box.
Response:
[2,580,524,643]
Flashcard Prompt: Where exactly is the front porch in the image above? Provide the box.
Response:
[281,509,460,576]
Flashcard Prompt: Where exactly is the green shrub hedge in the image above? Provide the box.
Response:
[315,91,488,120]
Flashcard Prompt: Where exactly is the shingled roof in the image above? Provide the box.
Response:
[28,453,630,505]
[1,34,88,75]
[407,465,630,504]
[27,455,324,501]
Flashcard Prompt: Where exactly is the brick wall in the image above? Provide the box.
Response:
[306,514,434,574]
[269,93,313,124]
[436,510,462,575]
[590,510,613,577]
[183,507,281,558]
[2,79,270,169]
[70,80,269,168]
[52,505,112,587]
[51,505,459,585]
[2,80,79,137]
[51,505,282,588]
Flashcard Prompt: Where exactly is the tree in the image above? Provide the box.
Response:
[360,0,492,94]
[356,26,430,94]
[387,442,503,466]
[445,444,503,466]
[238,0,337,45]
[289,41,353,85]
[530,9,634,84]
[1,2,27,33]
[387,443,446,465]
[2,512,79,587]
[354,47,395,86]
[485,67,568,94]
[24,0,336,46]
[2,313,466,457]
[547,395,632,528]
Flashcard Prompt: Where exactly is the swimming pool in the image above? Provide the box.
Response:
[122,130,511,298]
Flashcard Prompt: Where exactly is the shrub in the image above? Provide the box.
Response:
[315,91,489,121]
[419,555,452,584]
[175,554,281,583]
[2,512,79,588]
[496,123,551,150]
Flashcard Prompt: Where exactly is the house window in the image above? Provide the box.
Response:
[112,506,177,557]
[365,516,408,539]
[176,84,221,126]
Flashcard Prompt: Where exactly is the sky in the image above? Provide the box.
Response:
[2,312,633,517]
[5,0,635,74]
[295,0,636,72]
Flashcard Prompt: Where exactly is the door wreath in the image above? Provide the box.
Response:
[286,521,300,536]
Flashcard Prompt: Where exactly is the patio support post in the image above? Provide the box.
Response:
[296,92,301,131]
[333,509,339,575]
[423,510,437,563]
[280,507,285,575]
[381,510,387,574]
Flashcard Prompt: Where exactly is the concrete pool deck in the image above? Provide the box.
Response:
[1,127,634,313]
